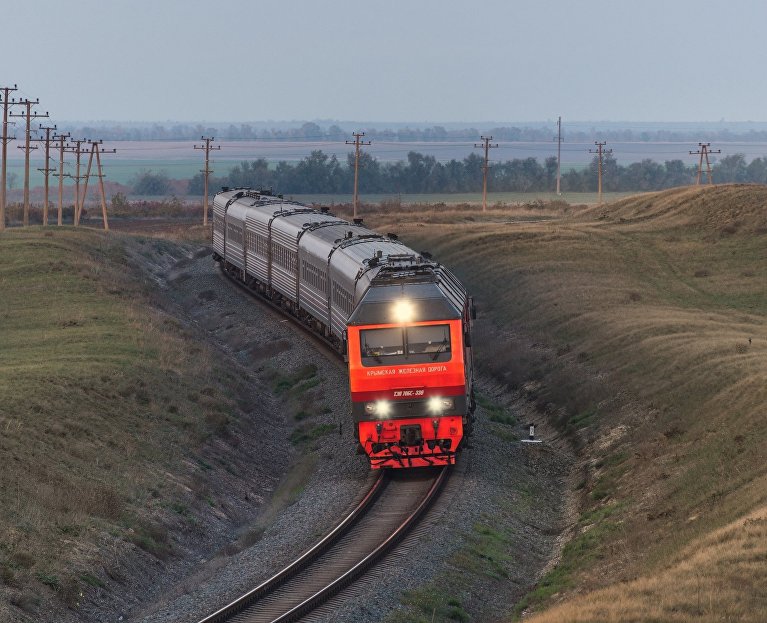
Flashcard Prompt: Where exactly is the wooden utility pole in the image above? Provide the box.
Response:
[474,135,498,212]
[589,141,612,204]
[346,131,371,220]
[193,136,220,226]
[0,84,19,231]
[65,139,89,226]
[10,99,48,226]
[80,140,115,230]
[34,124,57,226]
[689,142,720,185]
[52,132,70,226]
[93,144,114,230]
[555,116,563,195]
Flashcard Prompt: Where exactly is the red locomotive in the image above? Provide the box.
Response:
[212,188,475,469]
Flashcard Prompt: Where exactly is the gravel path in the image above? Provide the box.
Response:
[108,240,573,623]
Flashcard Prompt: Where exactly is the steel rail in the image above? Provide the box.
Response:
[269,466,448,623]
[195,470,387,623]
[202,260,450,623]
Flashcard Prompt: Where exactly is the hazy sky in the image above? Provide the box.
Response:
[2,0,765,124]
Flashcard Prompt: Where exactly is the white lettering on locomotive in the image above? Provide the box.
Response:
[366,369,397,377]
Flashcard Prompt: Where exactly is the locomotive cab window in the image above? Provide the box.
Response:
[407,324,451,356]
[360,324,451,367]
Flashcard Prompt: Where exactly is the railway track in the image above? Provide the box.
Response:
[196,467,448,623]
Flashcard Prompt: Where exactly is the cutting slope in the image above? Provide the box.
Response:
[364,184,767,622]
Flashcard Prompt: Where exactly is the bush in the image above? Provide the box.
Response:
[130,169,170,196]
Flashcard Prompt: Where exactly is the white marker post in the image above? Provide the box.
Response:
[520,423,543,444]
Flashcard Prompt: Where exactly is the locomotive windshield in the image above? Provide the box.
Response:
[360,324,451,366]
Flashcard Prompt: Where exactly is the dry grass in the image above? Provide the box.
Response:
[361,185,767,621]
[5,187,761,620]
[526,505,767,622]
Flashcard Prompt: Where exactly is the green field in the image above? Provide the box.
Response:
[0,228,238,619]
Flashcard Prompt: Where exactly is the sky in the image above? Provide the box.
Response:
[2,0,766,124]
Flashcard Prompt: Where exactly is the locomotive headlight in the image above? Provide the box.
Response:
[365,400,392,418]
[392,299,414,324]
[427,396,454,414]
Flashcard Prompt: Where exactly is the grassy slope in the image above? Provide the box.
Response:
[364,185,767,621]
[0,228,237,617]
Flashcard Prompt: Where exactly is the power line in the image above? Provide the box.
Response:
[589,141,612,204]
[52,132,70,226]
[79,140,116,230]
[33,124,57,226]
[689,142,720,185]
[474,135,498,212]
[0,84,20,231]
[10,99,48,226]
[64,138,91,226]
[193,136,220,227]
[554,116,563,195]
[346,132,370,219]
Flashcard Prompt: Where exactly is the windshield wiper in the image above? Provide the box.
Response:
[431,339,449,361]
[363,341,384,364]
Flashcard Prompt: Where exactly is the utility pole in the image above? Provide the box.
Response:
[34,124,57,226]
[689,142,720,185]
[52,132,70,226]
[80,140,116,230]
[346,131,371,220]
[589,141,612,204]
[10,99,48,226]
[474,135,498,212]
[65,139,89,226]
[193,136,220,226]
[555,116,563,195]
[0,84,19,231]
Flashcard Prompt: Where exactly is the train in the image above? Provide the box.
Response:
[212,188,476,469]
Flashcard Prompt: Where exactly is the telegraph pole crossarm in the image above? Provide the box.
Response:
[10,99,49,226]
[474,135,498,212]
[346,132,371,220]
[194,136,220,227]
[0,84,20,231]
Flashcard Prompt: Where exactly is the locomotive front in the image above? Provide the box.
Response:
[347,268,474,469]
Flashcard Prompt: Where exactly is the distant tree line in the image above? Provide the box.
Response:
[62,120,767,144]
[172,151,767,196]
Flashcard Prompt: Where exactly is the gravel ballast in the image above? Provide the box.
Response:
[88,238,574,623]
